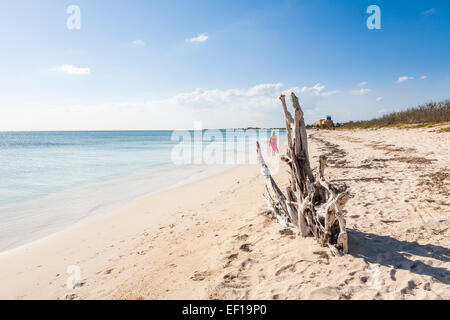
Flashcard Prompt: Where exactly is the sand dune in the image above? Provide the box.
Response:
[0,127,448,299]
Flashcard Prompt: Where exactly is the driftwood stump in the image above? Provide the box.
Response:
[257,93,350,256]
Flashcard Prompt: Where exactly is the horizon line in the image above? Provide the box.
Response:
[0,127,288,133]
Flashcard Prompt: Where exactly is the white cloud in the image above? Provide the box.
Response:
[376,97,383,102]
[132,39,146,47]
[301,83,324,95]
[303,84,324,95]
[357,81,367,87]
[0,82,340,130]
[167,83,338,113]
[168,83,284,111]
[351,88,371,95]
[422,8,435,15]
[378,108,388,114]
[297,83,338,97]
[396,76,414,83]
[420,75,427,80]
[53,64,90,75]
[186,33,208,43]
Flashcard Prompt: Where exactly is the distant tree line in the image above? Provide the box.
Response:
[341,100,450,128]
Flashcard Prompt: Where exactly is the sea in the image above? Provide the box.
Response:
[0,130,284,251]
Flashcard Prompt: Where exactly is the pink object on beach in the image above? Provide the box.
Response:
[270,136,279,153]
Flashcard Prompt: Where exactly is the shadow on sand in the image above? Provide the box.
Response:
[348,229,450,284]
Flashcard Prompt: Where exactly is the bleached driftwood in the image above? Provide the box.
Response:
[257,93,350,256]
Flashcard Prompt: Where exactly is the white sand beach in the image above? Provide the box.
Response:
[0,127,448,300]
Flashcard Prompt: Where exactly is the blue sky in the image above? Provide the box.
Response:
[0,0,449,130]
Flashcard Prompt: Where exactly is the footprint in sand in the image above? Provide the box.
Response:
[104,268,114,275]
[224,253,239,268]
[390,269,397,281]
[313,251,330,265]
[275,264,296,276]
[65,293,78,300]
[239,258,254,272]
[239,243,252,252]
[223,273,238,283]
[190,271,210,281]
[233,234,249,241]
[279,228,295,236]
[258,272,267,282]
[400,280,418,295]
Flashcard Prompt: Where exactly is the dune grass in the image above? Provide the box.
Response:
[340,100,450,130]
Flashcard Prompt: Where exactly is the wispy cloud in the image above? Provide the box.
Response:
[422,8,436,15]
[376,97,383,102]
[53,64,90,75]
[300,83,324,96]
[132,39,146,47]
[186,33,208,43]
[378,108,388,114]
[396,76,414,83]
[296,83,339,97]
[420,75,427,80]
[351,88,371,95]
[357,81,367,87]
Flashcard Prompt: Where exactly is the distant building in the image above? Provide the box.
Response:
[314,119,325,127]
[314,116,334,128]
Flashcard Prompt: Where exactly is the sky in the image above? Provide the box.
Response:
[0,0,449,130]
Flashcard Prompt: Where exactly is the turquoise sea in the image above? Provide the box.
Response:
[0,130,284,251]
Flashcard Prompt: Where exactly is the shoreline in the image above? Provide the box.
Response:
[0,162,236,252]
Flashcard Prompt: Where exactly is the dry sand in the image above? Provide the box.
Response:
[0,127,448,300]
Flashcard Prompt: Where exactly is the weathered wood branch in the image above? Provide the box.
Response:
[257,93,350,256]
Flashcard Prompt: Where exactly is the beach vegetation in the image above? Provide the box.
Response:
[340,100,450,129]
